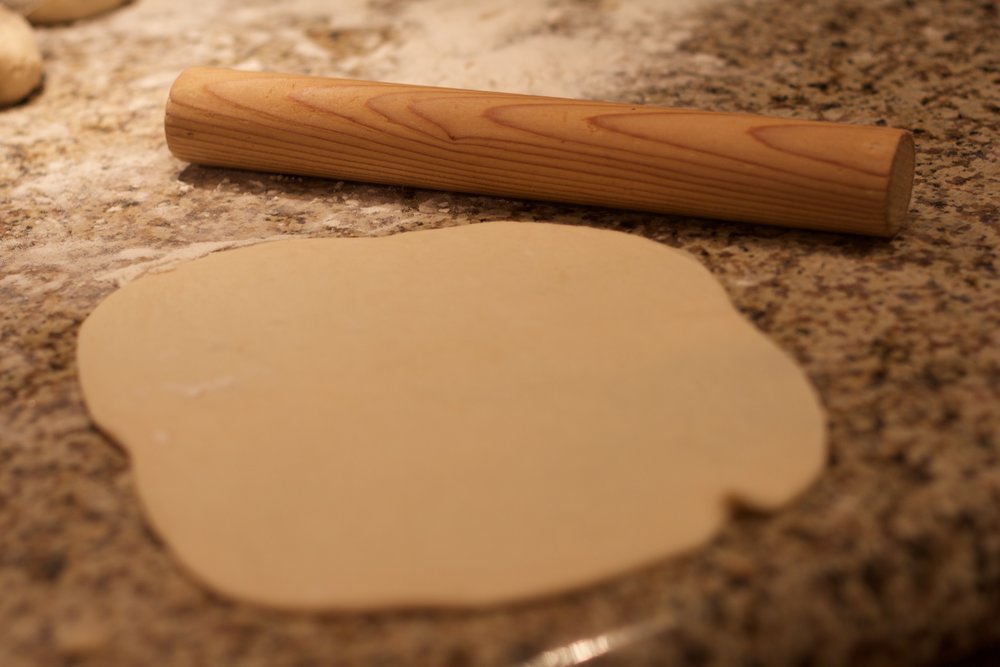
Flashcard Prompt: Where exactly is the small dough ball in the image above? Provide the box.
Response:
[27,0,128,24]
[0,6,42,108]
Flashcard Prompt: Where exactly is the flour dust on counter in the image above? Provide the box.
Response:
[270,0,724,99]
[75,221,826,610]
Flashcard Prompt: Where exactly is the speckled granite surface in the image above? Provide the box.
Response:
[1,0,999,665]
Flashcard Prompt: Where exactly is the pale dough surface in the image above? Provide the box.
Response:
[77,222,826,609]
[0,5,42,107]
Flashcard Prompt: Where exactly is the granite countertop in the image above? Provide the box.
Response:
[1,0,998,665]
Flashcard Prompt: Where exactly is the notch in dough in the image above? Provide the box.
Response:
[76,222,826,609]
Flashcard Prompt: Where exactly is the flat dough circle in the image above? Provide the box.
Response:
[0,6,42,107]
[77,222,825,609]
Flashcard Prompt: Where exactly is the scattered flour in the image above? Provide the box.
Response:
[1,0,725,299]
[277,0,721,97]
[96,236,293,286]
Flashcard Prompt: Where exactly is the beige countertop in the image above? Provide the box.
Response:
[1,0,998,665]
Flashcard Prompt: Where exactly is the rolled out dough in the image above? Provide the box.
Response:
[76,222,825,609]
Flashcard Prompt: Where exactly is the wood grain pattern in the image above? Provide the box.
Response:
[164,67,915,236]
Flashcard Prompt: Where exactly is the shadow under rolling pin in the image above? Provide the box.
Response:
[164,67,915,236]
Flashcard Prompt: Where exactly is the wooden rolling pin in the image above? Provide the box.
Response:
[165,67,915,236]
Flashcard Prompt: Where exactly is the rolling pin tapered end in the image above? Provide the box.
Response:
[884,131,916,236]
